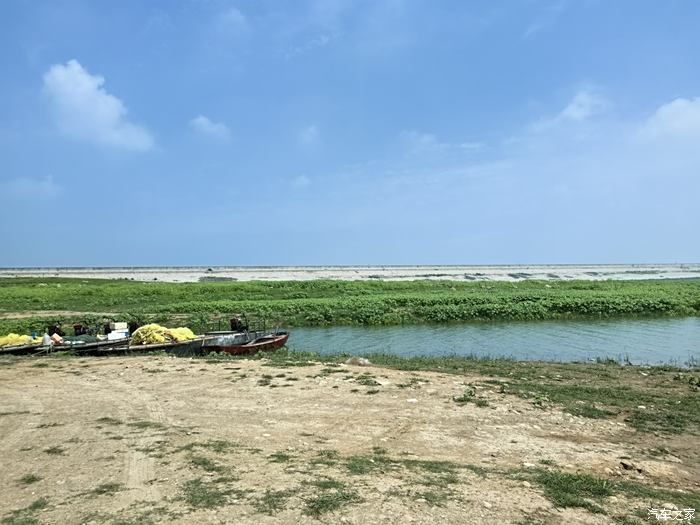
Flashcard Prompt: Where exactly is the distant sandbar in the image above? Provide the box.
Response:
[1,264,699,283]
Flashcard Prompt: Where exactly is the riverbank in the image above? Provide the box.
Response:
[0,278,699,335]
[1,351,698,524]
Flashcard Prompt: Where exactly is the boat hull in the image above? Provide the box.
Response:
[203,332,289,355]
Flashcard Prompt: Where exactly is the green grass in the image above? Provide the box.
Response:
[416,490,451,506]
[355,374,381,386]
[453,388,476,404]
[268,451,294,463]
[1,498,48,525]
[17,474,41,485]
[189,455,227,473]
[254,489,296,515]
[303,488,361,517]
[95,417,123,425]
[89,482,125,497]
[176,439,238,454]
[43,446,64,455]
[307,478,347,490]
[1,277,698,334]
[178,478,237,509]
[533,470,611,513]
[127,420,166,431]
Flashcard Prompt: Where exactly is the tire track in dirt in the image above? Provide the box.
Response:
[97,374,172,505]
[0,375,46,455]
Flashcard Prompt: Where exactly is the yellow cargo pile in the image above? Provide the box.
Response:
[0,333,42,348]
[130,324,196,345]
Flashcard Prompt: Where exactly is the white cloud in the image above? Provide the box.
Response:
[399,130,482,153]
[285,31,340,59]
[638,97,700,141]
[558,90,607,122]
[299,124,320,146]
[42,60,153,151]
[190,115,231,141]
[530,89,608,133]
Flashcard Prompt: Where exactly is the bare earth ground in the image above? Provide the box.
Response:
[0,356,697,525]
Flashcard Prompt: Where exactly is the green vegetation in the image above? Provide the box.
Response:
[17,474,41,485]
[95,417,123,426]
[178,478,234,509]
[254,489,296,515]
[1,498,48,525]
[189,455,228,473]
[127,420,166,431]
[532,470,611,513]
[1,277,698,333]
[268,451,294,463]
[89,482,125,497]
[303,485,360,517]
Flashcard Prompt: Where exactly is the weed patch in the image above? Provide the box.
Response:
[1,497,48,525]
[254,489,296,515]
[17,474,41,485]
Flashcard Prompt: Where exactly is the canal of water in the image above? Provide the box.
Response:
[287,317,700,365]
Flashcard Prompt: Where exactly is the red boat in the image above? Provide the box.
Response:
[202,330,289,355]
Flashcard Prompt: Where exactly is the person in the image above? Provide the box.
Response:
[48,323,65,337]
[230,315,248,332]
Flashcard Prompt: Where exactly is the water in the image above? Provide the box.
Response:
[287,318,700,366]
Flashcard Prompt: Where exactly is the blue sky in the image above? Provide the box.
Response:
[1,0,699,266]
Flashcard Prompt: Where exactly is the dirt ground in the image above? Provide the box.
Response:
[0,356,697,525]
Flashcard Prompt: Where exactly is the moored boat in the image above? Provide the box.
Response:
[202,330,289,355]
[0,343,45,356]
[125,337,205,356]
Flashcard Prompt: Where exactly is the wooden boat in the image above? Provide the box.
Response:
[202,330,289,355]
[0,343,45,356]
[122,337,205,356]
[53,337,130,355]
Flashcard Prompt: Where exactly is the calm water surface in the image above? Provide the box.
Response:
[287,318,700,365]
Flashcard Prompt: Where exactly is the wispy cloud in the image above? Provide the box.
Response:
[298,124,320,147]
[291,174,311,187]
[0,175,62,199]
[523,0,569,38]
[399,130,483,154]
[530,89,608,132]
[42,60,153,151]
[216,6,248,35]
[284,30,340,59]
[190,115,231,141]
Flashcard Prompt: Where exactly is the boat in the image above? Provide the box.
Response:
[0,343,45,356]
[125,337,205,356]
[53,337,130,355]
[202,330,289,355]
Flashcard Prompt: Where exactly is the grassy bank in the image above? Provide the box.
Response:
[216,349,700,435]
[0,277,699,334]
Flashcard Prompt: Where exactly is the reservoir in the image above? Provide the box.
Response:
[287,317,700,366]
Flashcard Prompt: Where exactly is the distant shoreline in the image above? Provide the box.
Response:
[1,264,699,283]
